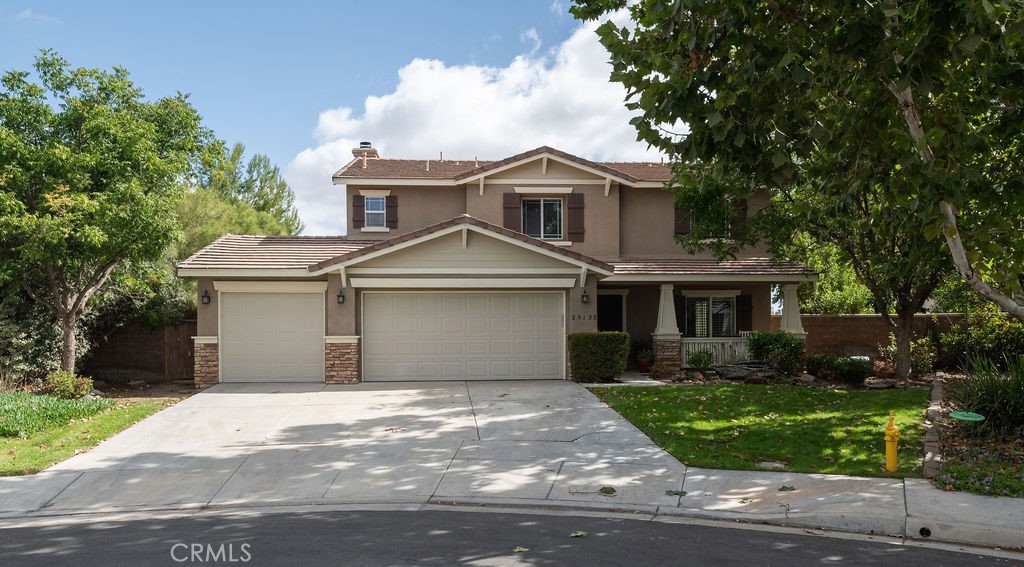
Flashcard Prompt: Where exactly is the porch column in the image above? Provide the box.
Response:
[779,283,806,337]
[653,283,682,370]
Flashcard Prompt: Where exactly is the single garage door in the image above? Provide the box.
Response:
[362,292,564,381]
[220,292,324,382]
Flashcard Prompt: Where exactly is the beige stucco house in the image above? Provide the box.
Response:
[178,144,814,385]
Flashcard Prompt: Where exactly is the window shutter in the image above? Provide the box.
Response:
[567,193,585,242]
[385,195,398,229]
[674,208,691,236]
[502,193,521,231]
[731,199,748,238]
[736,294,753,332]
[351,195,364,229]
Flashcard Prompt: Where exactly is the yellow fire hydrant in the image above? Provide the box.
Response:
[884,410,900,472]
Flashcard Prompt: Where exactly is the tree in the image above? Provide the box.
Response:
[569,1,994,377]
[784,234,872,315]
[171,186,294,263]
[0,51,203,373]
[199,141,303,235]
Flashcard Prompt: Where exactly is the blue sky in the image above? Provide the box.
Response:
[2,2,656,234]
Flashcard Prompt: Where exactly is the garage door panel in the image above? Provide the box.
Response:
[363,292,563,381]
[220,292,324,382]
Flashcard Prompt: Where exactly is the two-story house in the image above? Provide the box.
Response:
[178,144,814,386]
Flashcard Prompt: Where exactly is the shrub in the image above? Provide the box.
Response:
[945,357,1024,437]
[686,349,714,370]
[747,331,804,377]
[879,334,935,377]
[937,315,1024,371]
[43,371,94,399]
[649,362,673,381]
[806,354,872,385]
[568,332,630,383]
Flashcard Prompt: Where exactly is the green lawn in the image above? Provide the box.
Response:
[0,393,174,476]
[591,384,929,478]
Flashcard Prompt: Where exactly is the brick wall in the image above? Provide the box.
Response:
[325,342,360,384]
[770,314,964,357]
[194,343,219,387]
[653,337,681,370]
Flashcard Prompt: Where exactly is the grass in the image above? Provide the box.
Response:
[591,384,929,477]
[0,393,174,476]
[933,425,1024,497]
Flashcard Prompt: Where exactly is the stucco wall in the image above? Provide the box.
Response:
[346,185,465,239]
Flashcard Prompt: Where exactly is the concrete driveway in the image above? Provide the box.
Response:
[2,381,685,515]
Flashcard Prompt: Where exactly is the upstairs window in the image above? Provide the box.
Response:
[364,196,386,228]
[521,198,562,240]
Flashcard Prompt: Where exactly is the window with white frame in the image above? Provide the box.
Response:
[364,196,386,228]
[685,296,736,337]
[521,198,562,240]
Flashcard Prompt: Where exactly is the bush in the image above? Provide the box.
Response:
[747,331,804,377]
[649,362,673,381]
[43,371,94,399]
[937,315,1024,371]
[568,332,630,383]
[686,349,714,370]
[806,354,872,385]
[879,334,935,377]
[945,357,1024,437]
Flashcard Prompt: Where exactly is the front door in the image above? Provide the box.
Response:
[597,294,624,332]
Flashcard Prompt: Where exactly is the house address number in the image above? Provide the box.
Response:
[571,314,596,321]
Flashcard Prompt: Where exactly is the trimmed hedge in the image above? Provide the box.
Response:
[568,332,630,383]
[686,349,714,370]
[747,331,804,377]
[806,354,871,385]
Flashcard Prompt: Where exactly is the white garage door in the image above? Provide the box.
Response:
[362,292,564,381]
[220,292,324,382]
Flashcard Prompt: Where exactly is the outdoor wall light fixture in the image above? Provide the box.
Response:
[337,290,346,304]
[201,290,211,305]
[580,291,590,304]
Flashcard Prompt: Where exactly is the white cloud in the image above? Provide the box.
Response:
[286,13,663,236]
[521,27,541,55]
[15,8,58,23]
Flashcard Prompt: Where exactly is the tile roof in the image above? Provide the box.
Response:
[609,257,814,276]
[308,215,615,273]
[177,235,376,270]
[332,146,672,183]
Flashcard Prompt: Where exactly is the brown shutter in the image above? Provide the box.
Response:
[502,193,521,231]
[731,198,748,238]
[385,195,398,229]
[674,207,691,236]
[567,193,585,242]
[736,294,753,333]
[351,194,364,229]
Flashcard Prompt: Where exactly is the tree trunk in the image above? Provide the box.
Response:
[891,319,912,380]
[60,313,77,374]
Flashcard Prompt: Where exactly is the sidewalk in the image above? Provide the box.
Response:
[0,380,1020,552]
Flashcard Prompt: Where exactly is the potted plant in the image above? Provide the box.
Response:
[636,348,654,373]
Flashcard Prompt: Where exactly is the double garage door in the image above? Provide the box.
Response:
[219,290,565,382]
[362,292,565,381]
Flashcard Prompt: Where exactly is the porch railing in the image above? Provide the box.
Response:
[681,337,751,366]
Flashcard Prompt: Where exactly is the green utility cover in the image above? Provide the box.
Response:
[949,411,985,422]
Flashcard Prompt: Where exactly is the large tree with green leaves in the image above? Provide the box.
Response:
[0,51,203,373]
[571,0,1023,377]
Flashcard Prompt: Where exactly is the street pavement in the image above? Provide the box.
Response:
[0,379,1020,553]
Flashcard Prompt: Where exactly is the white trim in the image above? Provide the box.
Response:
[359,226,391,233]
[346,267,583,275]
[513,186,573,194]
[604,178,612,197]
[603,274,817,283]
[349,277,577,289]
[193,336,218,344]
[678,289,742,297]
[358,189,391,196]
[178,268,313,277]
[548,241,572,247]
[325,336,360,344]
[308,223,613,276]
[213,281,329,293]
[488,178,607,185]
[458,152,634,186]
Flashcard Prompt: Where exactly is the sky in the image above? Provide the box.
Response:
[1,1,661,235]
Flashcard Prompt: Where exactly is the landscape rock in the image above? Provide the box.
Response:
[715,363,771,380]
[127,380,147,389]
[743,374,769,384]
[794,374,816,385]
[864,378,897,389]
